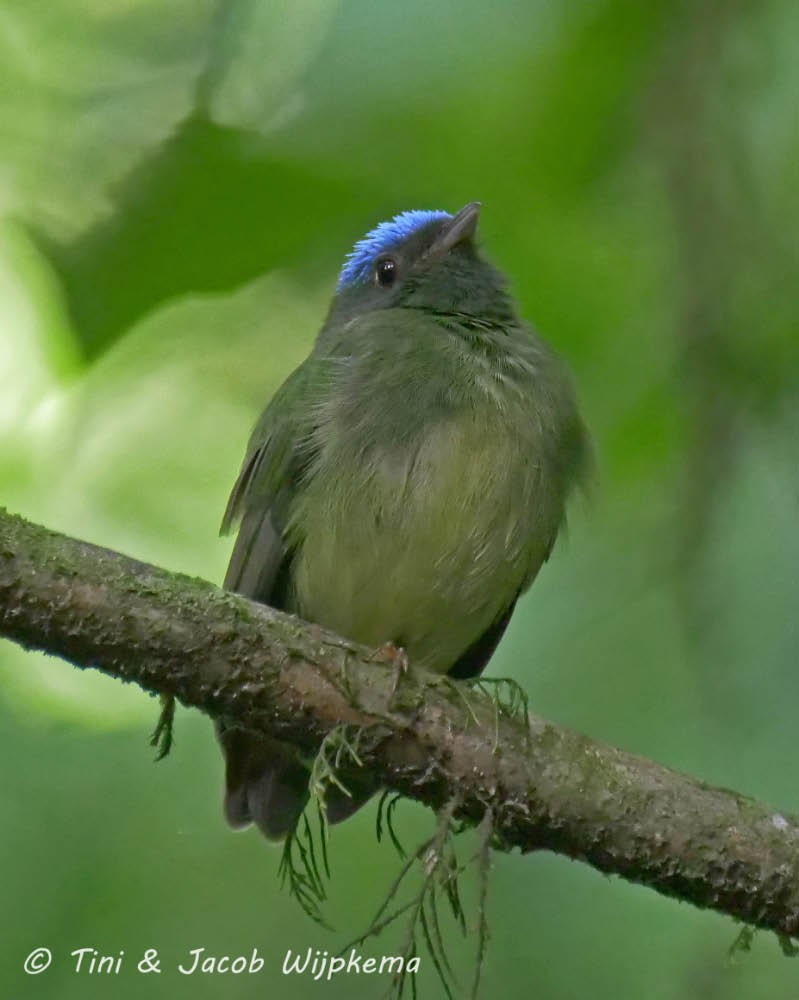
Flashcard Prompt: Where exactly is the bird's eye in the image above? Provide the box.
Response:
[374,257,397,288]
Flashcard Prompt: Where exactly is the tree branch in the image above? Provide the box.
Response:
[1,507,798,940]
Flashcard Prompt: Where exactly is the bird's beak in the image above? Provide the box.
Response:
[428,202,480,259]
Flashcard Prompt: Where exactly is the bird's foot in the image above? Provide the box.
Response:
[150,693,175,761]
[367,642,410,704]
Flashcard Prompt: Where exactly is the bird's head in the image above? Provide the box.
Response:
[325,203,515,326]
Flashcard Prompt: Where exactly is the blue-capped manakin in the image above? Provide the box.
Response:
[219,203,590,839]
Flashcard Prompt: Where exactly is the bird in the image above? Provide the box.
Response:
[218,202,590,839]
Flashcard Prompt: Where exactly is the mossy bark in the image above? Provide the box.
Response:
[1,507,798,939]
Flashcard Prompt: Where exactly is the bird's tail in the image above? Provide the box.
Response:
[217,725,309,840]
[217,723,376,839]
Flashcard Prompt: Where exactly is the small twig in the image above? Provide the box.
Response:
[149,693,175,760]
[376,791,407,859]
[278,811,332,929]
[471,807,494,999]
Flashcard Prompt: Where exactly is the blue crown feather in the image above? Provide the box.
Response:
[337,209,452,290]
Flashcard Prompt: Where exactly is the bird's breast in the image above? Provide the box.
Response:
[287,367,554,672]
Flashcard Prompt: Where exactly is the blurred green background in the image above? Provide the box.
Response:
[1,1,798,997]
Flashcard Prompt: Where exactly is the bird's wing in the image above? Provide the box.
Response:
[220,358,323,605]
[451,395,591,680]
[218,360,327,837]
[447,596,520,679]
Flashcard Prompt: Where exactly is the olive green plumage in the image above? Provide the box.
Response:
[219,204,590,839]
